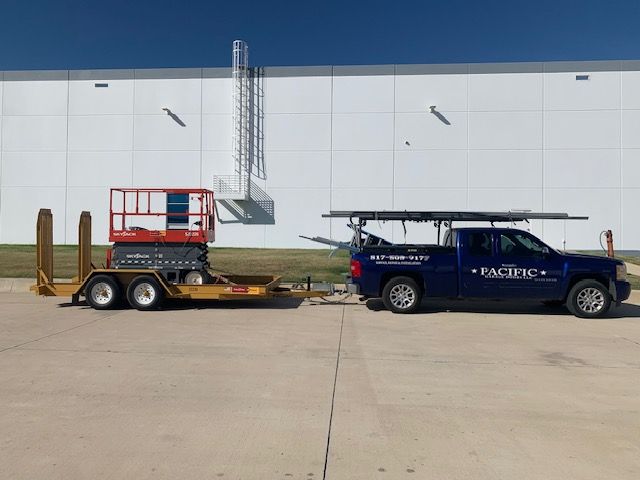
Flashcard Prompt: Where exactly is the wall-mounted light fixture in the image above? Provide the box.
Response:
[162,107,187,127]
[576,74,590,81]
[428,105,451,125]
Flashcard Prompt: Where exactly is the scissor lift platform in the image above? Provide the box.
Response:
[31,209,331,310]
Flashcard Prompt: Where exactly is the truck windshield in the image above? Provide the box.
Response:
[500,232,545,257]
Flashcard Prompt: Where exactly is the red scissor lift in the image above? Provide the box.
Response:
[109,188,215,244]
[108,188,215,285]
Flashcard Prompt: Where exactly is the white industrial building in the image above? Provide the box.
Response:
[0,55,639,249]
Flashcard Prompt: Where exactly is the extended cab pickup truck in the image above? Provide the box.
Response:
[347,226,631,318]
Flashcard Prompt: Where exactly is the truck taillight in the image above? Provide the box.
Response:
[350,259,361,278]
[616,264,627,281]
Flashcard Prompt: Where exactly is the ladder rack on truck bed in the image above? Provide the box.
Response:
[314,210,589,249]
[31,209,331,310]
[323,210,588,222]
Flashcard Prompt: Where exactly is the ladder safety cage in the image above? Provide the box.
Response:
[109,188,215,244]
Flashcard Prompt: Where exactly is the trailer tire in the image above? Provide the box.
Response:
[85,275,121,310]
[382,276,422,314]
[566,279,611,318]
[127,276,164,311]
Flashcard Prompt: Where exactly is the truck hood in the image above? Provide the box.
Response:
[561,252,624,266]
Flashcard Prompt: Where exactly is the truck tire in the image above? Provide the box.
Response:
[126,275,164,311]
[382,276,422,314]
[85,275,121,310]
[566,279,611,318]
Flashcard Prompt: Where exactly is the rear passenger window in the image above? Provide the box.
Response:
[467,232,492,256]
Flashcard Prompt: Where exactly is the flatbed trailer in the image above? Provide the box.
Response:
[31,209,331,310]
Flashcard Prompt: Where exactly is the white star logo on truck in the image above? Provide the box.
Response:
[540,270,547,276]
[471,269,477,274]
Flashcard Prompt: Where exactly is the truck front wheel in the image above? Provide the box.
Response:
[566,279,611,318]
[382,276,422,314]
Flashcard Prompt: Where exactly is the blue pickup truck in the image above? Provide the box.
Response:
[307,211,631,318]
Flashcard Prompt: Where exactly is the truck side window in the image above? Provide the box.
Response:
[500,233,544,257]
[443,229,457,248]
[467,232,492,256]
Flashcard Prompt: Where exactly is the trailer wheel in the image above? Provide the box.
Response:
[382,276,422,314]
[85,275,121,310]
[566,279,611,318]
[127,276,164,311]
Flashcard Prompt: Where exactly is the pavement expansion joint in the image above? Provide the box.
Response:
[322,303,345,480]
[0,311,122,354]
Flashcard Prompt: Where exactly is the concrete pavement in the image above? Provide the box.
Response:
[1,292,640,479]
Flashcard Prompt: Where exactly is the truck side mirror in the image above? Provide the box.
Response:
[541,246,550,257]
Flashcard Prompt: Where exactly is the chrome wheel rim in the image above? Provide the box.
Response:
[91,282,113,305]
[389,284,416,309]
[576,287,605,314]
[133,283,156,305]
[184,271,204,285]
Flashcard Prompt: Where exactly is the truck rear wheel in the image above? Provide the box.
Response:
[126,276,164,311]
[382,276,422,314]
[85,275,121,310]
[566,279,611,318]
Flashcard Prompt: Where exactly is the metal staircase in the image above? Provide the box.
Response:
[212,40,274,223]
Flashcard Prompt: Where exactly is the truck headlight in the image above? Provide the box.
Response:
[616,264,627,282]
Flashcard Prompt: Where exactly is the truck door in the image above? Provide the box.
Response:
[493,231,562,298]
[459,231,499,297]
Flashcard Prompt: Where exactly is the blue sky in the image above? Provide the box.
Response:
[1,0,639,70]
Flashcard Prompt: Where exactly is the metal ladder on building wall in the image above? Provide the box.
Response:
[213,40,251,200]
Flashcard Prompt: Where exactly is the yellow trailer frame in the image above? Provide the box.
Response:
[31,209,331,306]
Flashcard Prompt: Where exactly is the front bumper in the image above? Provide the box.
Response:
[613,280,632,304]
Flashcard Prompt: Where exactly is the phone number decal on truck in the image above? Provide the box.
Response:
[369,254,430,266]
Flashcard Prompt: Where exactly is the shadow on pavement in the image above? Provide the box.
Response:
[58,297,305,311]
[365,298,640,319]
